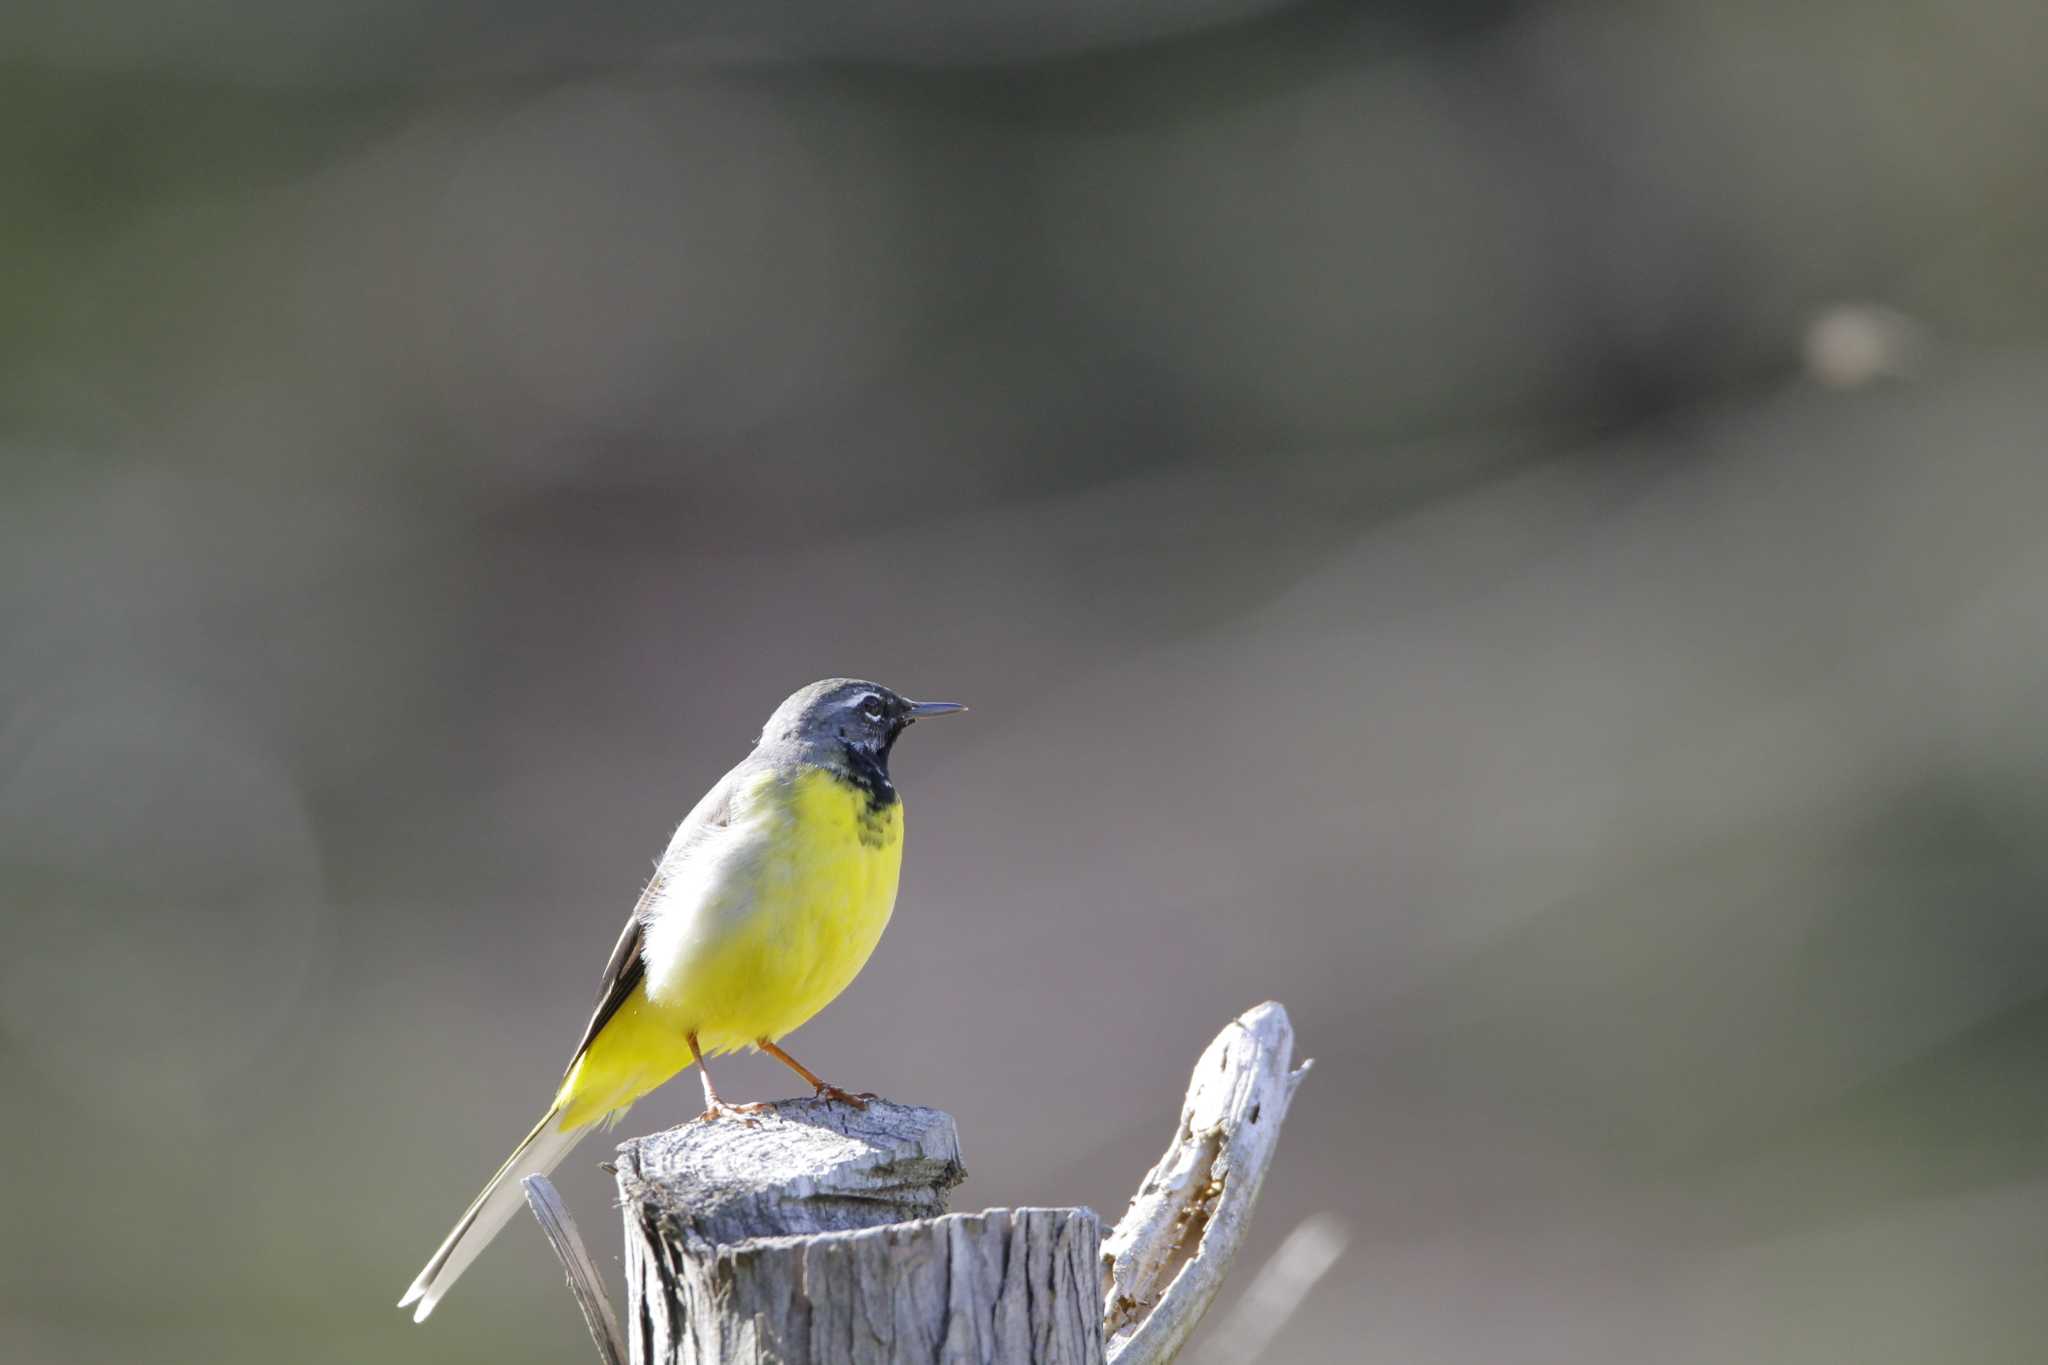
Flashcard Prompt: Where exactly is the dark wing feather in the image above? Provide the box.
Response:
[560,764,744,1076]
[562,909,647,1076]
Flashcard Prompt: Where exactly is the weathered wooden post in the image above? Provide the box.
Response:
[616,1099,1102,1365]
[526,1003,1311,1365]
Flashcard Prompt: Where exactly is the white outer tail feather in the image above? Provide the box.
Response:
[398,1109,593,1323]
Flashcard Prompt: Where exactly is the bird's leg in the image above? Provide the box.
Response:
[689,1032,772,1124]
[758,1038,872,1109]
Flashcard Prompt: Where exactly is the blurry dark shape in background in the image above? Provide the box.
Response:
[5,1,2048,1362]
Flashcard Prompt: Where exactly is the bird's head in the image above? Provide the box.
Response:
[762,678,966,768]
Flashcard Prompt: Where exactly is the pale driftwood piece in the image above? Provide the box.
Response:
[1100,1002,1313,1365]
[616,1097,1102,1364]
[522,1173,628,1365]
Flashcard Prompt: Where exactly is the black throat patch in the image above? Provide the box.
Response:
[838,741,900,816]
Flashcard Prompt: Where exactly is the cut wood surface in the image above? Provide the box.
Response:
[619,1096,965,1246]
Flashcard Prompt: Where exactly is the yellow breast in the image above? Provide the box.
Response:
[661,766,903,1054]
[554,765,906,1128]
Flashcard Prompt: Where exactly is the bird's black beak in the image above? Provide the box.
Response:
[903,699,967,723]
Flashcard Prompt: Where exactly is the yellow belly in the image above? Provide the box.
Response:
[555,768,902,1128]
[673,768,904,1050]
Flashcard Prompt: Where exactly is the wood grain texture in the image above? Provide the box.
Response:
[627,1206,1104,1365]
[617,1097,1102,1364]
[1100,1002,1312,1365]
[618,1097,965,1246]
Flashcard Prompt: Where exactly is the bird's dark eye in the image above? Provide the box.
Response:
[861,695,885,721]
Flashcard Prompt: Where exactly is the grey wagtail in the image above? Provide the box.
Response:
[399,679,965,1321]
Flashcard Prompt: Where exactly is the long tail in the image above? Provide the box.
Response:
[397,1105,595,1322]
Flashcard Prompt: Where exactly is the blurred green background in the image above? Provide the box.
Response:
[6,1,2048,1361]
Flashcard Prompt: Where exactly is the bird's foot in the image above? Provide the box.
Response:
[813,1084,873,1109]
[695,1100,774,1127]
